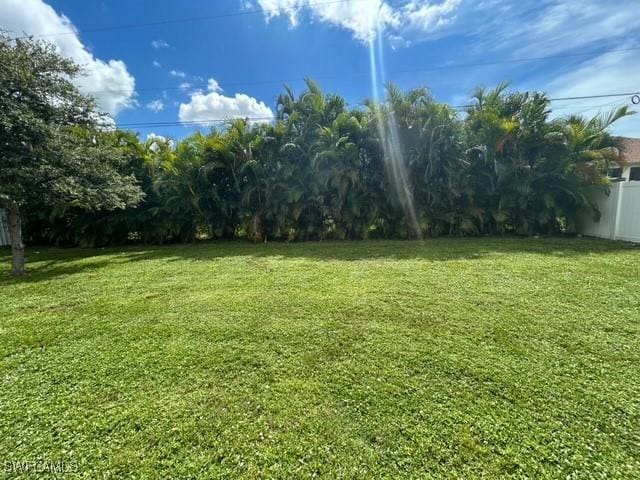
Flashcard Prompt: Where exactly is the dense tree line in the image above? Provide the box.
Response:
[22,79,628,247]
[3,35,630,275]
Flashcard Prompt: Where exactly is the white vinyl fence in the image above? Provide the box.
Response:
[580,176,640,243]
[0,209,10,246]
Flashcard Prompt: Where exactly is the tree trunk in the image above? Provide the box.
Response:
[251,213,264,243]
[8,200,25,276]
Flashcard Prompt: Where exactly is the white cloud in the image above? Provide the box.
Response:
[179,78,274,125]
[545,50,640,137]
[253,0,639,52]
[240,0,254,11]
[145,99,165,113]
[153,60,161,68]
[170,69,187,78]
[146,133,167,142]
[151,39,170,49]
[207,78,222,93]
[513,1,639,57]
[400,0,460,36]
[146,133,175,151]
[257,0,304,26]
[179,82,193,93]
[465,0,640,58]
[0,0,136,115]
[253,0,460,43]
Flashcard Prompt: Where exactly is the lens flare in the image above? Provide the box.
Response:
[368,21,421,238]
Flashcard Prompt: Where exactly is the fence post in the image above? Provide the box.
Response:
[612,169,627,240]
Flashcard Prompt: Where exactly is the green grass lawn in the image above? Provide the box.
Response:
[1,238,639,478]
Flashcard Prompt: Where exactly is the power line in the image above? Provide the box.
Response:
[9,0,638,108]
[11,0,361,39]
[83,45,640,97]
[389,47,640,76]
[116,91,637,129]
[545,92,638,102]
[118,117,276,128]
[551,98,627,112]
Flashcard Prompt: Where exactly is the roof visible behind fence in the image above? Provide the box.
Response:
[616,137,640,166]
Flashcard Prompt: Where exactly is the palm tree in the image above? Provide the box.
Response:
[312,112,368,238]
[146,134,209,242]
[28,80,634,247]
[550,106,633,227]
[275,79,349,239]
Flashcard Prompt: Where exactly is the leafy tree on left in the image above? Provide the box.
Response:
[0,34,144,275]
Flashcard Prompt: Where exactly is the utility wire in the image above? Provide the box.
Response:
[9,0,638,108]
[546,92,638,102]
[19,0,629,128]
[118,117,276,128]
[116,91,637,129]
[84,45,640,97]
[11,0,362,39]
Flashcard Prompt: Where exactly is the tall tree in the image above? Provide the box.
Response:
[464,84,630,234]
[11,77,632,248]
[0,34,143,275]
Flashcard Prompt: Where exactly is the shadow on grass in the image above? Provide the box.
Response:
[0,237,637,284]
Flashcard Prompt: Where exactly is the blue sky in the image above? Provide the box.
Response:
[2,0,640,139]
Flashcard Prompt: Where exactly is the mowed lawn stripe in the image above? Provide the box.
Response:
[1,238,639,478]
